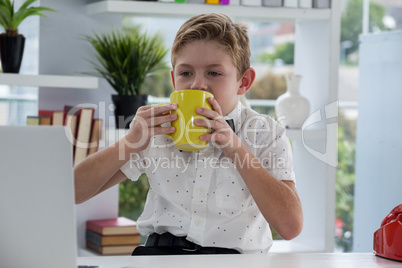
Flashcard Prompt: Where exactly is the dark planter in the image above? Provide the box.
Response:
[112,94,148,129]
[0,35,25,73]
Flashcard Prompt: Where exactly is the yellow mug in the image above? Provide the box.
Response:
[166,90,214,151]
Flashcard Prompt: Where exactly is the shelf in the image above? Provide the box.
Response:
[86,1,331,21]
[0,73,99,89]
[78,247,101,257]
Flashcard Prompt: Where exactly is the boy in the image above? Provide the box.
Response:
[74,13,303,254]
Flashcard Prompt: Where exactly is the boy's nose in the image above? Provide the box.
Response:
[189,76,208,91]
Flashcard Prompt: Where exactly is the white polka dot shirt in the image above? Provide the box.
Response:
[120,102,295,254]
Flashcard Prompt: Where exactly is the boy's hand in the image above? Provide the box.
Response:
[195,97,241,158]
[126,104,177,152]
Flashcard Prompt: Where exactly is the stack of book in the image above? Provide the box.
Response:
[86,217,140,255]
[26,105,103,166]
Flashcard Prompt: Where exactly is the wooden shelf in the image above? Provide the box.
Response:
[0,73,99,89]
[86,1,331,21]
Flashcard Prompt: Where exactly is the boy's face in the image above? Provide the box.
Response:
[171,40,243,116]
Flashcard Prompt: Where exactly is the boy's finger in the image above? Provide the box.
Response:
[136,103,176,118]
[196,107,222,121]
[208,97,223,116]
[195,118,226,131]
[151,126,176,136]
[200,132,225,142]
[148,113,178,127]
[149,103,178,116]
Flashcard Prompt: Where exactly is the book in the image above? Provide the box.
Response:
[27,116,41,125]
[65,113,78,142]
[39,110,64,126]
[52,111,65,126]
[86,240,138,255]
[299,0,312,8]
[39,116,52,125]
[312,0,330,8]
[262,0,282,6]
[86,217,138,236]
[64,106,80,142]
[240,0,261,6]
[87,118,103,156]
[74,108,94,166]
[283,0,297,7]
[86,230,140,246]
[26,116,51,125]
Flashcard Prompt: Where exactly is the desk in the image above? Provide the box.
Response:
[78,253,402,268]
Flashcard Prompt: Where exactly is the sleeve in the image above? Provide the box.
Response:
[120,151,145,182]
[120,119,147,181]
[255,118,296,183]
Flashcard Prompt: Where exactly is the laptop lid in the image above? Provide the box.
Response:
[0,126,77,268]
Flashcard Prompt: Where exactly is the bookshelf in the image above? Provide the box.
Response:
[0,73,98,89]
[86,1,331,21]
[32,0,340,254]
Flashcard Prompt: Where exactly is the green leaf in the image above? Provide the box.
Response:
[0,0,56,32]
[0,8,10,29]
[17,0,36,12]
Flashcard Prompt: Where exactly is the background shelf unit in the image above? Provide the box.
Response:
[86,1,331,21]
[0,73,99,89]
[33,0,340,254]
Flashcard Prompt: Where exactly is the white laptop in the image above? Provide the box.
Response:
[0,126,78,268]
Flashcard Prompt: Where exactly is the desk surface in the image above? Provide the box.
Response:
[78,253,402,268]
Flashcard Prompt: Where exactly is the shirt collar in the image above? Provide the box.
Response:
[224,101,242,135]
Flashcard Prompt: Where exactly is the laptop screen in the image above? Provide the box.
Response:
[0,126,78,268]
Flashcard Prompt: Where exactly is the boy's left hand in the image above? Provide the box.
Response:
[194,97,241,158]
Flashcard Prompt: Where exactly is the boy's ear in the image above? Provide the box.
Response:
[171,69,176,89]
[237,67,256,95]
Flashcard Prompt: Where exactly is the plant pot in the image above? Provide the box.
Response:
[0,34,25,73]
[112,94,148,129]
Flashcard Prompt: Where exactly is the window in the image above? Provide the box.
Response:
[335,0,400,252]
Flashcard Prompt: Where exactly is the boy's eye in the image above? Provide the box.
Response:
[180,71,191,77]
[208,71,220,76]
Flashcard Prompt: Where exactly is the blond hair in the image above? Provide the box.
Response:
[171,13,251,80]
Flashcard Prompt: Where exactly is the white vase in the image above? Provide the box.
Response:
[275,74,310,129]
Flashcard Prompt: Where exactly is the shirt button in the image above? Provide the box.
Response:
[197,188,205,195]
[203,152,210,158]
[195,219,202,226]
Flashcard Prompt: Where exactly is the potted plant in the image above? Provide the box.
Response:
[0,0,55,73]
[85,26,168,129]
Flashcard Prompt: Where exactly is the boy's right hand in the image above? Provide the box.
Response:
[125,103,177,153]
